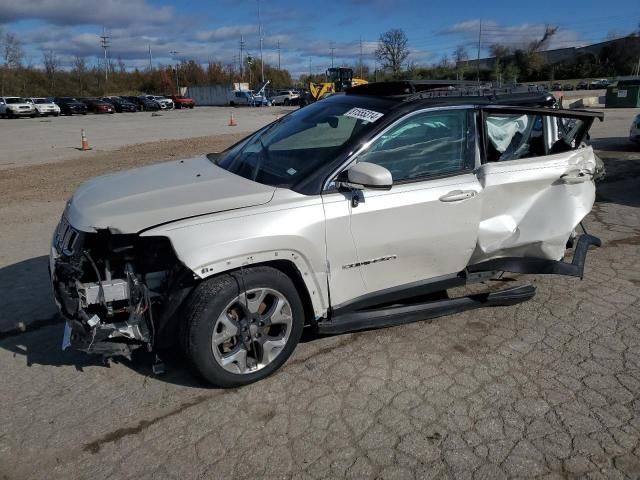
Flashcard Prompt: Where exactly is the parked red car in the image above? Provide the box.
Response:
[170,95,195,109]
[80,98,115,114]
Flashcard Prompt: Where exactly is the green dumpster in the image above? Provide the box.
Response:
[605,80,640,108]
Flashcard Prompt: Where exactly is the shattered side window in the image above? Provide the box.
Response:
[485,113,545,162]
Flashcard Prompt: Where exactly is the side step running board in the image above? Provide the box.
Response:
[317,284,536,335]
[467,234,601,279]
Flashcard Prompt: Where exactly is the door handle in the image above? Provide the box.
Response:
[439,190,477,202]
[560,169,592,184]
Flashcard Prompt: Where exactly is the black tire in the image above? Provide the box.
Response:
[183,266,304,388]
[229,101,236,107]
[283,98,290,106]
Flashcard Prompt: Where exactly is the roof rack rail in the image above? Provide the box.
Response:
[346,80,549,101]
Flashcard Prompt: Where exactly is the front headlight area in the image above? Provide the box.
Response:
[50,225,185,355]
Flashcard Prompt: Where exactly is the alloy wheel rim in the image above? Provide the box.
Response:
[211,288,293,374]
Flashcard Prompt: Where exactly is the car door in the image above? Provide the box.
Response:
[471,106,601,264]
[324,107,483,301]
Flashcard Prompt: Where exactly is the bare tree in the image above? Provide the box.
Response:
[43,50,59,93]
[73,55,87,95]
[375,28,409,77]
[453,45,468,64]
[454,45,469,79]
[117,57,127,74]
[2,32,23,67]
[528,26,558,53]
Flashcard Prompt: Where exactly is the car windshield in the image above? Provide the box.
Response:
[33,99,48,104]
[212,95,395,188]
[6,97,25,104]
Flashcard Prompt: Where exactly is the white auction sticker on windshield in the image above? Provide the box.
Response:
[343,107,384,123]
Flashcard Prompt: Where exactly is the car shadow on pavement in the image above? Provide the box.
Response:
[595,153,640,208]
[591,137,639,152]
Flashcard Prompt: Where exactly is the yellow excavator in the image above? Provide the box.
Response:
[308,67,368,102]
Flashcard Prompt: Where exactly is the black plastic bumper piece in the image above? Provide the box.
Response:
[467,234,602,279]
[317,284,536,335]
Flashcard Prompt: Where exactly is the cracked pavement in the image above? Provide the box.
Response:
[1,110,640,479]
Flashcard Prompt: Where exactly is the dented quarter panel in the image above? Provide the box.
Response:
[141,188,330,318]
[470,146,596,263]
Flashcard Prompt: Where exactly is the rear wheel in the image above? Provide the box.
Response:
[183,266,304,388]
[284,98,290,106]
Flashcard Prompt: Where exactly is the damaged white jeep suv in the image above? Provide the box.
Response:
[50,81,603,387]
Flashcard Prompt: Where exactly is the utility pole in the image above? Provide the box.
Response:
[240,35,245,80]
[476,20,482,83]
[359,36,363,79]
[309,58,312,78]
[329,42,335,68]
[100,27,110,83]
[170,50,180,94]
[277,40,281,70]
[258,0,264,84]
[147,44,153,70]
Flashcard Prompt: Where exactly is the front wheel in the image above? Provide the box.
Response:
[183,266,304,388]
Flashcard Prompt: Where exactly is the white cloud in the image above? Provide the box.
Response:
[443,20,584,51]
[0,0,175,27]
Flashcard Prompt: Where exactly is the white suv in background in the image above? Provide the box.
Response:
[145,95,174,110]
[271,89,300,106]
[630,113,640,144]
[0,96,37,118]
[28,98,61,117]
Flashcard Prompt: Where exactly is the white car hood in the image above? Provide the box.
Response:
[66,155,275,233]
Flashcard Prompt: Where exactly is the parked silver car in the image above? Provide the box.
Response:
[271,89,300,106]
[50,82,603,387]
[145,95,174,109]
[0,96,37,118]
[28,97,61,116]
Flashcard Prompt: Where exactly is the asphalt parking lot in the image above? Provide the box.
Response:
[0,106,293,169]
[0,107,639,479]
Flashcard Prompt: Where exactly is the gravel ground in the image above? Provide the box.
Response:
[0,107,639,480]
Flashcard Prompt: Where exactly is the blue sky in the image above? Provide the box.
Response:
[1,0,638,77]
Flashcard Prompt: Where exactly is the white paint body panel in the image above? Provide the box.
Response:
[66,156,275,233]
[56,106,599,322]
[471,146,596,263]
[142,188,330,318]
[330,173,482,297]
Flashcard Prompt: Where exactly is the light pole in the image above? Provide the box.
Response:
[170,50,180,94]
[257,0,264,84]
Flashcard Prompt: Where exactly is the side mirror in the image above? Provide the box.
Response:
[341,162,392,190]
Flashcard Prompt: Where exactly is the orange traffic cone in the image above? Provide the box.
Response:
[228,112,237,127]
[81,129,91,151]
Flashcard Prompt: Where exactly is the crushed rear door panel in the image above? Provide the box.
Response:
[470,107,602,264]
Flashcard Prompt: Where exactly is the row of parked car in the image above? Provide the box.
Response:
[0,94,196,118]
[548,79,613,92]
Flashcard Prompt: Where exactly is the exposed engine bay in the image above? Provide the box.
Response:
[50,216,191,356]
